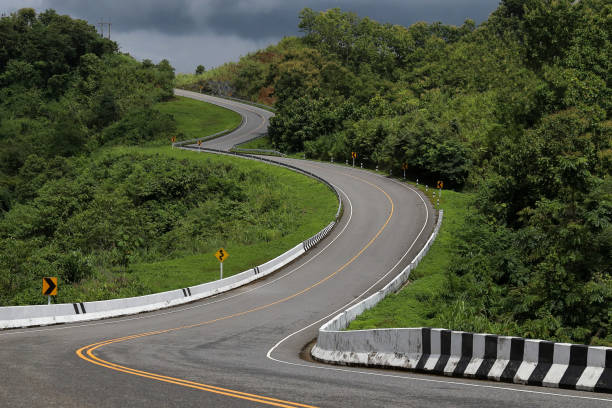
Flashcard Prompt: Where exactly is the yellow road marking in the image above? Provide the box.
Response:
[76,173,393,407]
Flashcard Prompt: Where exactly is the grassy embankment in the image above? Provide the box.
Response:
[155,95,242,142]
[127,146,338,294]
[120,98,337,294]
[235,136,275,150]
[29,97,337,304]
[348,188,471,330]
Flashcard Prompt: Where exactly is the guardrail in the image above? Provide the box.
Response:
[231,147,286,157]
[171,128,231,148]
[0,242,306,329]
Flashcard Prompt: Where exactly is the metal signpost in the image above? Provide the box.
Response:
[197,140,202,152]
[351,152,357,167]
[402,163,408,179]
[214,248,229,279]
[42,277,57,305]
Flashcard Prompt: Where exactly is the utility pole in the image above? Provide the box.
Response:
[98,19,112,39]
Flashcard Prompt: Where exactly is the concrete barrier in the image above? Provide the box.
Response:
[0,243,305,329]
[312,327,611,393]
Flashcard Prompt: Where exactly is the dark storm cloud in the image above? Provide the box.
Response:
[44,0,499,39]
[2,0,500,73]
[201,0,498,39]
[45,0,199,35]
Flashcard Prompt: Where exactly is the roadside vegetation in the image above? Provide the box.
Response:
[235,136,274,151]
[0,9,337,306]
[155,96,242,142]
[179,1,611,346]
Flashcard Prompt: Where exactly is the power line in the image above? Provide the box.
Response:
[98,19,111,39]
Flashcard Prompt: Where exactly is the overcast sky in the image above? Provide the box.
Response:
[1,0,501,73]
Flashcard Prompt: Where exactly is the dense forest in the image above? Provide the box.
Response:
[179,0,611,345]
[0,9,337,305]
[0,9,176,304]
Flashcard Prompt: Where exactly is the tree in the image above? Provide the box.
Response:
[195,64,205,75]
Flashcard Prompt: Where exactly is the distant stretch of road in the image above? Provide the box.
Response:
[0,90,609,408]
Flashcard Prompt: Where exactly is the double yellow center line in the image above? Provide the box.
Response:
[76,173,394,407]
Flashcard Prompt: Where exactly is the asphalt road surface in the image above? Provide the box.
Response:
[1,90,609,408]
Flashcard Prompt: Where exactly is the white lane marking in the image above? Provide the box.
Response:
[0,186,353,337]
[266,172,612,404]
[267,353,611,403]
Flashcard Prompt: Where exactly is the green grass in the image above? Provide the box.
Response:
[155,96,242,141]
[348,188,471,330]
[232,136,285,157]
[47,98,338,303]
[118,145,338,294]
[235,135,275,150]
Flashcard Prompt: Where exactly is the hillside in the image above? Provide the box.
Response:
[178,1,611,345]
[0,9,338,305]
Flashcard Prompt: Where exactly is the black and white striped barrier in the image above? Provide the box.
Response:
[303,222,336,251]
[312,327,611,393]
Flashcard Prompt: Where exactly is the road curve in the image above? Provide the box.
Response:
[0,90,609,408]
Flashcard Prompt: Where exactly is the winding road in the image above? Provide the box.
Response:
[0,90,609,408]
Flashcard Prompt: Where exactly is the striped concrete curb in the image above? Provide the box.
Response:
[311,327,611,393]
[303,222,336,251]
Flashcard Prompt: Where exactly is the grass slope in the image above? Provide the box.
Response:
[235,136,275,150]
[348,188,471,329]
[155,96,242,141]
[83,95,336,299]
[126,146,338,294]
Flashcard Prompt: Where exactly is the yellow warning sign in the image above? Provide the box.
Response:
[42,277,57,296]
[437,180,444,189]
[215,248,229,263]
